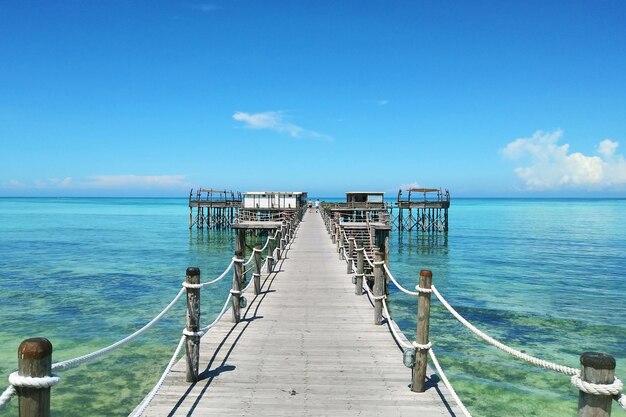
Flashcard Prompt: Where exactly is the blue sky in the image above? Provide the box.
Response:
[1,0,625,197]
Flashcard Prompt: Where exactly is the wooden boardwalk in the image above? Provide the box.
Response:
[137,212,461,416]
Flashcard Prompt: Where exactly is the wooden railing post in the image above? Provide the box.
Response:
[355,246,364,295]
[232,250,243,323]
[412,269,432,393]
[347,237,355,274]
[275,229,282,261]
[185,267,201,382]
[338,230,344,257]
[15,338,53,417]
[373,252,384,325]
[253,244,262,295]
[578,352,616,417]
[331,222,336,244]
[267,236,275,273]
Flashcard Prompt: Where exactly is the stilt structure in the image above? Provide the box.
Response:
[394,188,450,232]
[188,188,242,230]
[321,192,392,270]
[232,191,308,264]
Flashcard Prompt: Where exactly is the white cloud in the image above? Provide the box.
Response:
[2,175,189,191]
[87,175,188,189]
[365,99,389,106]
[196,3,218,12]
[233,111,332,141]
[399,182,422,191]
[502,130,626,190]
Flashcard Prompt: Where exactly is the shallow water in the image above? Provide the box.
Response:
[0,197,624,416]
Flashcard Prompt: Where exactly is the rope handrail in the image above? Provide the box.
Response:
[197,259,235,287]
[199,292,233,334]
[363,250,374,268]
[53,288,186,372]
[430,285,579,376]
[1,286,186,408]
[429,348,473,417]
[384,264,420,296]
[130,335,186,417]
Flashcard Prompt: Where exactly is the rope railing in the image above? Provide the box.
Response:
[381,262,626,414]
[0,286,187,409]
[2,217,299,415]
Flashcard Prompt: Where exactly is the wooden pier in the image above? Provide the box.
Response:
[136,211,461,416]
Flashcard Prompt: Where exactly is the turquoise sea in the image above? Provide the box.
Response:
[0,197,624,416]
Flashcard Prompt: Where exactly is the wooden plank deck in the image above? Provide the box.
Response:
[136,212,461,416]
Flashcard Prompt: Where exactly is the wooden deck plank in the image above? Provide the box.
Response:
[135,212,461,416]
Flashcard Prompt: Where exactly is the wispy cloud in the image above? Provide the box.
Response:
[502,130,626,190]
[195,3,219,12]
[399,182,422,191]
[2,175,190,191]
[366,99,389,106]
[232,111,332,141]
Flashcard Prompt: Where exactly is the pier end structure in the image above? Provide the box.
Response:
[232,191,308,263]
[395,187,450,232]
[188,188,242,229]
[322,191,392,266]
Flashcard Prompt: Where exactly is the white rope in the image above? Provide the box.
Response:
[182,329,204,337]
[431,285,579,375]
[199,294,232,334]
[243,253,255,266]
[130,335,185,417]
[429,348,473,417]
[8,372,60,389]
[182,282,203,289]
[198,259,235,287]
[412,341,432,350]
[381,298,413,350]
[384,264,420,296]
[363,250,374,268]
[52,288,185,371]
[571,374,623,396]
[0,386,16,408]
[379,288,471,416]
[616,393,626,411]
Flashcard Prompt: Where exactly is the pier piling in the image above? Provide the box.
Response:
[184,267,201,383]
[413,269,432,393]
[578,352,616,417]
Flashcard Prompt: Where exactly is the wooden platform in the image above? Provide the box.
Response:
[136,212,461,416]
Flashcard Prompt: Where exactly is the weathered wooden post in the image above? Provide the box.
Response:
[279,222,286,257]
[13,338,54,417]
[347,237,355,274]
[184,267,201,382]
[267,235,275,273]
[355,246,364,295]
[373,252,384,325]
[331,222,336,244]
[232,250,244,323]
[253,244,262,295]
[275,229,282,261]
[338,229,344,258]
[577,352,616,417]
[412,269,433,393]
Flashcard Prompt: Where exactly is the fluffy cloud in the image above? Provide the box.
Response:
[502,130,626,190]
[233,111,332,141]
